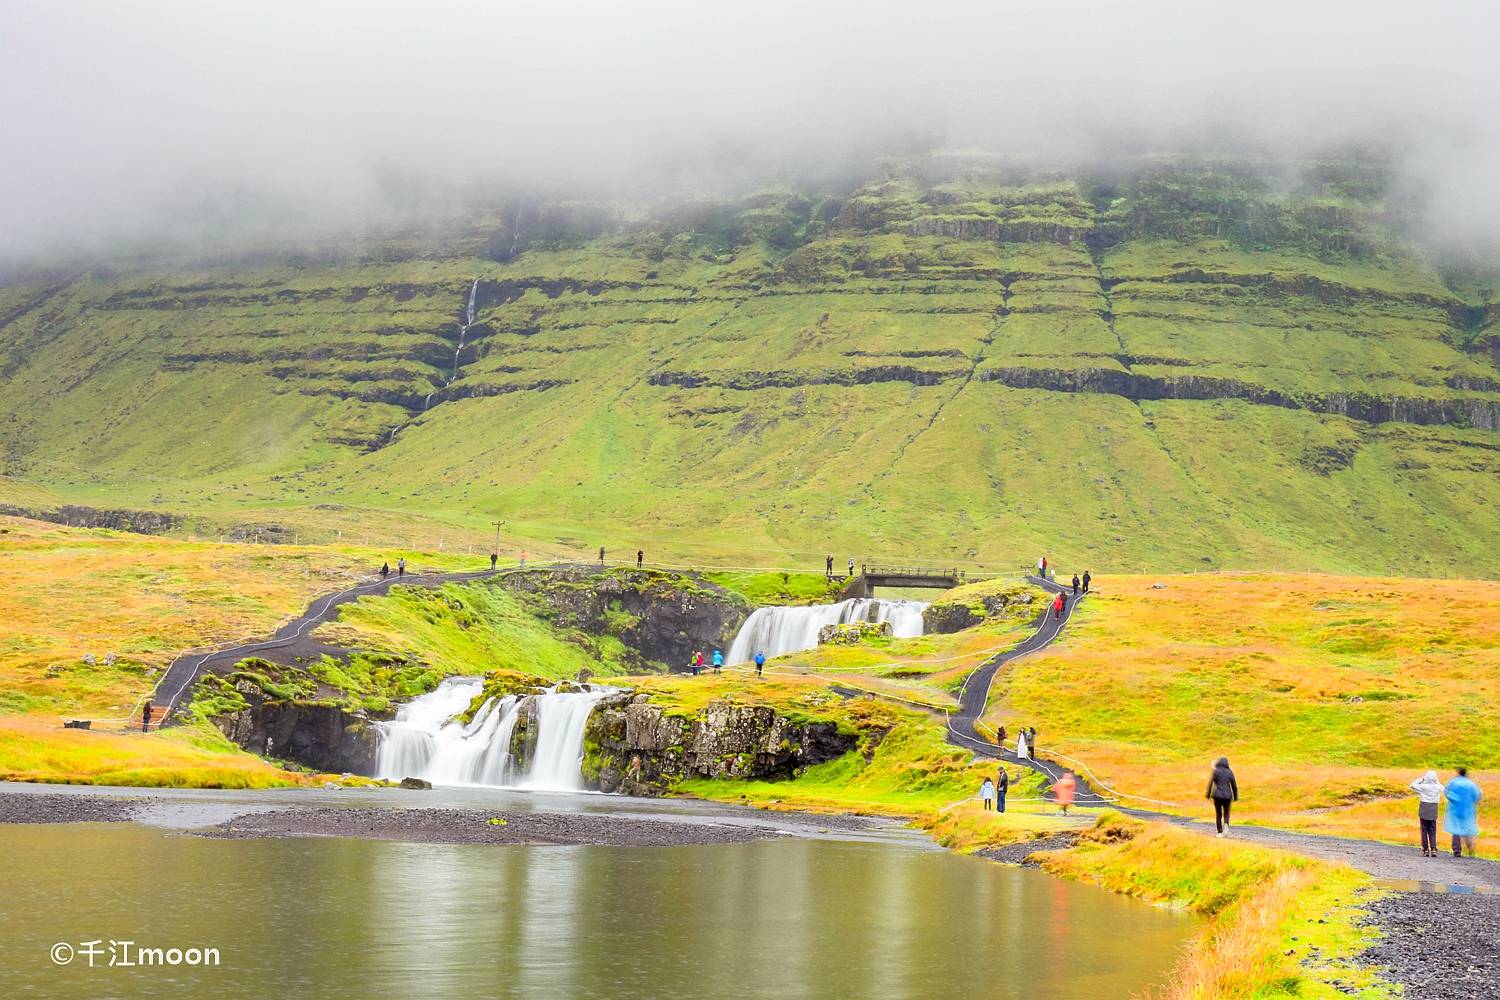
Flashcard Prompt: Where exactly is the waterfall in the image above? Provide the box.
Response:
[447,278,480,386]
[374,678,613,791]
[727,598,928,663]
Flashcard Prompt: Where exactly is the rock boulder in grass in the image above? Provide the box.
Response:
[817,620,892,645]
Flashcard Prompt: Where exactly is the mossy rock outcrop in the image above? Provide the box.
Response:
[817,620,891,645]
[924,581,1041,634]
[582,692,857,796]
[498,568,751,670]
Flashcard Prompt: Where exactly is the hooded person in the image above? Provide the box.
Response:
[1410,771,1446,857]
[1206,757,1239,836]
[1445,767,1483,857]
[979,777,995,811]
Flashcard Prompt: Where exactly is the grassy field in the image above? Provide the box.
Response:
[982,572,1499,849]
[2,157,1497,576]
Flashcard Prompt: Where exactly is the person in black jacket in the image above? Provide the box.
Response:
[1207,757,1239,836]
[1082,571,1091,594]
[996,767,1009,814]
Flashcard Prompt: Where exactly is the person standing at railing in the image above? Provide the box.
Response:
[141,703,152,733]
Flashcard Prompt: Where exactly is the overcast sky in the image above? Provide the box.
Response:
[1,0,1495,263]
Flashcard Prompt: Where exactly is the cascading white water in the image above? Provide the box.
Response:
[374,677,613,791]
[727,598,928,663]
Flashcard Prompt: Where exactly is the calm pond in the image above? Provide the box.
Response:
[0,821,1192,998]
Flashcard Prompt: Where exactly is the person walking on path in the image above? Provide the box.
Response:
[1445,767,1483,857]
[1037,556,1046,576]
[979,777,996,811]
[754,651,765,677]
[996,767,1009,813]
[1207,756,1239,837]
[141,703,152,734]
[637,549,644,569]
[1082,571,1091,594]
[380,562,390,579]
[1027,727,1038,757]
[490,552,497,570]
[1016,729,1030,760]
[690,651,701,677]
[598,546,605,566]
[1052,591,1066,620]
[1054,772,1077,815]
[1071,574,1080,596]
[1410,771,1446,856]
[397,557,406,578]
[712,649,723,674]
[848,558,855,578]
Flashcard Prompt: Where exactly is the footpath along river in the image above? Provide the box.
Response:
[0,784,1193,998]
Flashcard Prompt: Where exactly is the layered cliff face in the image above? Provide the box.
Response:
[581,691,859,796]
[3,156,1499,573]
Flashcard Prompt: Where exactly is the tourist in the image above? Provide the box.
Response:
[141,702,152,733]
[712,649,723,674]
[397,557,406,578]
[1037,556,1045,576]
[1072,574,1080,596]
[1410,770,1445,857]
[1445,767,1483,858]
[519,551,527,568]
[754,651,766,677]
[980,777,996,811]
[1016,729,1030,760]
[599,546,605,565]
[637,549,644,569]
[1028,727,1039,757]
[996,724,1008,747]
[1206,756,1239,837]
[380,561,390,579]
[490,552,497,570]
[848,558,854,578]
[1052,591,1066,620]
[826,555,833,577]
[1054,772,1077,815]
[690,652,701,677]
[996,767,1009,813]
[1082,570,1091,594]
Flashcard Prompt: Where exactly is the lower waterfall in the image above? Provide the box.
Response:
[374,677,613,791]
[726,598,928,663]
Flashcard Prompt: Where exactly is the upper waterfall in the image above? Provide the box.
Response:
[727,598,927,663]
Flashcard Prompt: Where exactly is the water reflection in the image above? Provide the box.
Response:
[0,826,1192,999]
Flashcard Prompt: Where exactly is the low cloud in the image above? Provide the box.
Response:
[2,0,1496,263]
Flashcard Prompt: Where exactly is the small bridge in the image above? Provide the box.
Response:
[840,566,968,599]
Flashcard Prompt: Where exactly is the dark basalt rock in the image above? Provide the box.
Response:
[582,692,858,796]
[212,684,385,775]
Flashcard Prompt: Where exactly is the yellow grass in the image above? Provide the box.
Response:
[0,515,479,783]
[983,572,1498,850]
[1037,814,1397,999]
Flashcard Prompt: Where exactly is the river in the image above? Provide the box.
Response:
[0,788,1192,998]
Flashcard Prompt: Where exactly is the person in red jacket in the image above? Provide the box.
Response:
[1052,591,1066,620]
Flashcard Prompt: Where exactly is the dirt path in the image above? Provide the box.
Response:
[151,567,501,714]
[1155,813,1500,887]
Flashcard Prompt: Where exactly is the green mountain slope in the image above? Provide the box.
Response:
[3,157,1498,574]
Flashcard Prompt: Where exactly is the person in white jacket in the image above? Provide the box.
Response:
[1410,771,1445,857]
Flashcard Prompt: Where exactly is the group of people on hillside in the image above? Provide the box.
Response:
[688,647,767,677]
[824,555,857,578]
[1203,758,1483,855]
[379,557,406,579]
[1409,768,1484,857]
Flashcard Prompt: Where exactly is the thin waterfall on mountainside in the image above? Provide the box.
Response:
[726,598,927,663]
[374,677,613,790]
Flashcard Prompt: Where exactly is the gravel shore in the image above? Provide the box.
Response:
[975,832,1077,865]
[0,791,143,823]
[197,805,790,847]
[1359,891,1500,999]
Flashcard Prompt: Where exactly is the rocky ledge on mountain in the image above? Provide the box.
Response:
[582,692,858,795]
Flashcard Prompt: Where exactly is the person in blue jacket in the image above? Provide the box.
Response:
[754,650,766,678]
[1445,766,1484,857]
[711,649,724,674]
